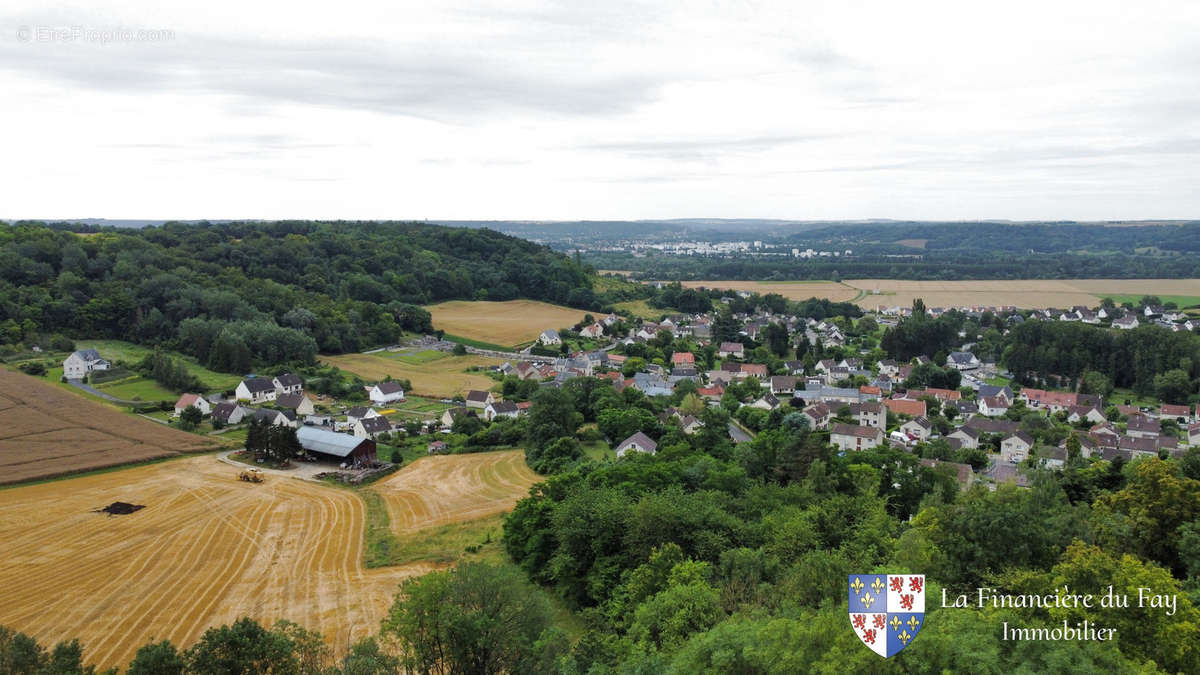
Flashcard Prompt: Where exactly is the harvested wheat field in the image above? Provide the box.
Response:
[425,300,592,347]
[373,451,539,532]
[673,280,860,302]
[0,456,434,669]
[322,352,501,398]
[0,369,218,484]
[845,278,1200,309]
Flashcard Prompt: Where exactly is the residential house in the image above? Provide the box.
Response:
[885,398,927,418]
[538,329,562,346]
[801,403,832,430]
[632,372,674,397]
[1036,447,1068,470]
[236,378,277,404]
[484,401,520,421]
[963,416,1021,436]
[580,323,605,339]
[1113,315,1140,330]
[718,342,745,358]
[273,373,304,396]
[1000,431,1034,463]
[978,384,1013,403]
[254,408,297,428]
[369,382,406,405]
[1066,405,1105,425]
[770,376,797,395]
[877,359,900,377]
[784,360,805,375]
[978,396,1010,417]
[849,401,886,429]
[440,407,476,428]
[987,463,1032,488]
[679,415,705,435]
[211,402,249,426]
[354,416,393,439]
[276,392,315,416]
[616,431,658,458]
[947,351,980,371]
[952,400,979,418]
[1126,415,1160,439]
[1188,423,1200,447]
[173,393,212,417]
[346,406,381,425]
[830,423,884,451]
[741,363,769,379]
[901,416,932,442]
[750,393,781,410]
[427,440,448,454]
[671,352,696,367]
[465,390,495,409]
[1160,403,1192,423]
[948,426,981,450]
[62,349,111,379]
[1119,435,1161,460]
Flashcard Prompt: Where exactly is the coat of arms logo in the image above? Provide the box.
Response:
[848,574,925,657]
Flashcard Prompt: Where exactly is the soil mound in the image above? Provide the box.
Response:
[96,502,145,515]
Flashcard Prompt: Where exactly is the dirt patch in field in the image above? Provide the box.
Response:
[95,501,144,515]
[0,369,219,484]
[0,456,432,670]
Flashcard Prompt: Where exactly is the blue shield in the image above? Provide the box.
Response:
[848,574,925,657]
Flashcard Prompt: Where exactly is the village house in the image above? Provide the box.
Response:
[346,406,381,425]
[1189,423,1200,447]
[946,351,980,371]
[1067,405,1105,425]
[484,400,520,421]
[253,408,297,428]
[1000,431,1034,463]
[679,415,705,435]
[801,402,832,430]
[236,378,277,404]
[273,373,304,396]
[580,323,605,339]
[616,431,658,458]
[465,390,495,409]
[440,407,477,428]
[848,401,886,429]
[830,423,884,451]
[948,426,981,450]
[1160,403,1192,423]
[62,349,111,379]
[750,393,781,410]
[211,402,249,426]
[427,440,448,454]
[885,397,927,419]
[275,392,315,416]
[978,384,1013,403]
[354,415,393,439]
[369,381,406,404]
[769,376,797,396]
[1126,415,1160,439]
[717,342,745,359]
[173,393,212,417]
[538,329,562,346]
[876,359,900,377]
[671,352,695,367]
[901,416,932,442]
[978,396,1010,417]
[1113,315,1140,330]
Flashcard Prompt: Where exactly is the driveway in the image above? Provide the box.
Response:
[66,378,138,405]
[215,450,330,482]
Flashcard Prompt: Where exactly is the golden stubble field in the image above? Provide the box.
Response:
[0,450,543,670]
[373,451,539,531]
[0,369,218,484]
[424,300,593,346]
[673,279,1200,309]
[321,352,502,398]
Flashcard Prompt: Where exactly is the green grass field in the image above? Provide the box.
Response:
[392,349,451,365]
[442,333,513,352]
[581,440,614,461]
[1099,294,1200,309]
[95,377,178,402]
[612,300,664,320]
[75,340,243,390]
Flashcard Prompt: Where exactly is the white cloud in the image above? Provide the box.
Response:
[0,0,1198,220]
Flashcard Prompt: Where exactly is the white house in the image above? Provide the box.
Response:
[849,401,886,430]
[173,393,212,417]
[62,349,110,379]
[978,396,1010,417]
[211,402,248,426]
[484,401,520,421]
[580,323,605,339]
[465,390,495,409]
[948,426,981,450]
[830,423,884,451]
[718,342,744,358]
[369,382,406,404]
[1000,431,1034,463]
[273,373,304,396]
[346,406,381,425]
[1189,423,1200,447]
[901,416,932,442]
[538,329,562,346]
[236,378,277,404]
[354,416,392,439]
[616,431,658,458]
[946,351,980,371]
[276,392,315,416]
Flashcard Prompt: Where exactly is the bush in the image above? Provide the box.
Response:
[17,361,46,376]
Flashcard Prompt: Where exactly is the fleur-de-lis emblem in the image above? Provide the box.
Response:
[889,616,902,631]
[861,591,875,606]
[871,577,885,594]
[907,615,920,631]
[850,577,865,594]
[898,630,912,645]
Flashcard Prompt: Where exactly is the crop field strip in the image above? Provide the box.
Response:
[320,352,502,398]
[424,300,593,347]
[0,457,434,669]
[0,369,217,484]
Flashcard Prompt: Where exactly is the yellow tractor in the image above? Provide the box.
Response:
[238,469,265,483]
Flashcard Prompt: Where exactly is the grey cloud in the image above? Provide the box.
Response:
[580,133,839,160]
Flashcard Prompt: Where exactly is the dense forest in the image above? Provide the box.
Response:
[0,220,598,369]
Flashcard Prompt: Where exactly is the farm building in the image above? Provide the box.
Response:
[296,426,377,465]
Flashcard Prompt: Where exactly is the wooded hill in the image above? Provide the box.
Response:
[0,220,597,369]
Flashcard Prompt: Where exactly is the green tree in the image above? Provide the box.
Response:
[1153,368,1193,404]
[382,563,556,675]
[179,405,203,432]
[127,640,185,675]
[185,618,303,675]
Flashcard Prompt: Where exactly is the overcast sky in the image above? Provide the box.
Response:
[3,1,1199,221]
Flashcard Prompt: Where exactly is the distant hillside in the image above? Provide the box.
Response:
[0,220,596,364]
